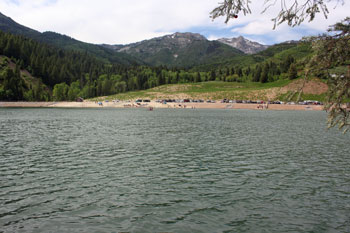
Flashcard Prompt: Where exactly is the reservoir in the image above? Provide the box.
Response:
[0,108,349,232]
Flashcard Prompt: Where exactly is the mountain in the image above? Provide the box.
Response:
[109,32,245,67]
[0,12,140,65]
[0,11,308,72]
[37,31,142,64]
[0,12,40,38]
[217,36,269,54]
[253,40,310,61]
[191,40,311,72]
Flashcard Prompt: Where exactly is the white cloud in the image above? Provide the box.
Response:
[232,20,276,35]
[0,0,349,45]
[0,0,218,44]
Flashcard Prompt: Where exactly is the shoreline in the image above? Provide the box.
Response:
[0,101,325,111]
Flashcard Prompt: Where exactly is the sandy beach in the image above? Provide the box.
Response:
[0,101,325,111]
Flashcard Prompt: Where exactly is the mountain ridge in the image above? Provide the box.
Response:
[217,36,269,54]
[0,12,140,65]
[0,11,314,103]
[0,12,41,38]
[103,32,245,67]
[104,33,270,55]
[1,11,300,70]
[0,11,249,67]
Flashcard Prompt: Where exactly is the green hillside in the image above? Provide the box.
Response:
[173,41,245,68]
[0,28,315,102]
[0,12,140,65]
[37,32,142,65]
[0,12,40,38]
[0,55,51,101]
[116,32,245,68]
[192,41,312,71]
[256,42,312,62]
[0,12,319,103]
[92,79,327,102]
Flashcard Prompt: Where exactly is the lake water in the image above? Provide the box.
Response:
[0,108,349,233]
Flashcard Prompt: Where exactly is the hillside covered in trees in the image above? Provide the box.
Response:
[0,29,313,101]
[0,12,141,65]
[0,10,315,102]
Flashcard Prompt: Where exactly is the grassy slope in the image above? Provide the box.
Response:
[192,42,312,71]
[92,78,327,102]
[267,43,313,62]
[92,80,285,101]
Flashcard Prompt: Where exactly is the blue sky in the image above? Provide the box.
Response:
[0,0,349,45]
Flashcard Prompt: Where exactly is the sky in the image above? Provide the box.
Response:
[0,0,349,45]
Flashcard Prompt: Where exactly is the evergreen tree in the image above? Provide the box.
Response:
[237,67,243,77]
[53,83,69,101]
[210,70,216,81]
[253,65,262,82]
[287,63,298,80]
[260,64,269,83]
[67,81,81,101]
[281,55,295,73]
[306,17,350,132]
[195,72,201,82]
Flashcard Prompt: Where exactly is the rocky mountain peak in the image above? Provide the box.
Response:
[217,36,269,54]
[170,32,207,41]
[116,32,208,54]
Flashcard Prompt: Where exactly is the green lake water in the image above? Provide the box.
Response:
[0,108,349,232]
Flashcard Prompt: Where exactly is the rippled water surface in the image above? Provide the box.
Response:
[1,108,349,232]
